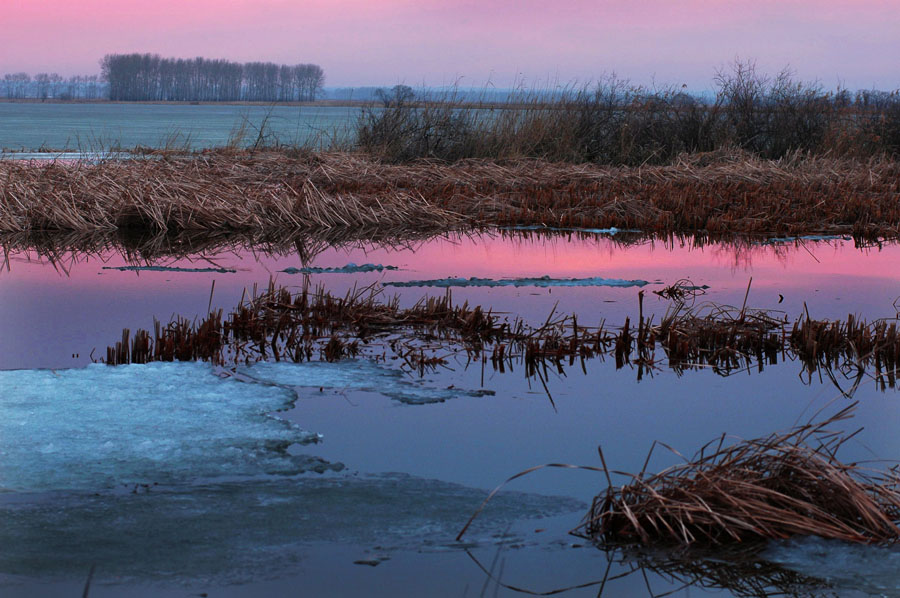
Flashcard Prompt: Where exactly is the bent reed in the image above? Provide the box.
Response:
[584,405,900,546]
[3,149,900,237]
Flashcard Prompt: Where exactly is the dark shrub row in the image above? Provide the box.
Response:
[356,62,900,164]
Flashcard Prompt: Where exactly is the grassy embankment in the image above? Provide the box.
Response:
[3,64,900,237]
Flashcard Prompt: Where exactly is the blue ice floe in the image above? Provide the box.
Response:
[0,360,490,493]
[241,360,493,405]
[383,275,650,288]
[0,362,325,492]
[279,263,398,274]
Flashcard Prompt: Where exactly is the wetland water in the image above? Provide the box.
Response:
[3,231,900,597]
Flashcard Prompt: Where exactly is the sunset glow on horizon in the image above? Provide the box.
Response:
[2,0,899,90]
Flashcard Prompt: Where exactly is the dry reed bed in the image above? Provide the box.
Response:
[103,283,900,392]
[3,150,900,235]
[583,405,900,546]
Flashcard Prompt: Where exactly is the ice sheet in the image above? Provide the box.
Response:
[0,474,585,583]
[0,362,326,492]
[280,263,398,274]
[241,360,494,405]
[383,275,651,288]
[764,536,900,596]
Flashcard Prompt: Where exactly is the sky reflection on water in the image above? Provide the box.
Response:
[2,231,900,596]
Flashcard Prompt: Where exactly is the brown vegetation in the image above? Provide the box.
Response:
[101,282,900,396]
[583,405,900,546]
[3,150,900,237]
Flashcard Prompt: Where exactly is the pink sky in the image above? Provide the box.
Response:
[2,0,898,89]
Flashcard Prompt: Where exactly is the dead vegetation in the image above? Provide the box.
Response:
[103,282,502,366]
[2,150,900,237]
[582,404,900,546]
[101,281,900,398]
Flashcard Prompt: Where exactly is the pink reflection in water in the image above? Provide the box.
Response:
[2,233,899,370]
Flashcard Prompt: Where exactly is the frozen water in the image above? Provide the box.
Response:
[240,360,494,405]
[0,362,327,492]
[102,265,237,273]
[383,275,651,288]
[764,536,900,596]
[500,225,641,235]
[0,474,585,583]
[0,151,135,162]
[280,263,398,274]
[762,234,851,244]
[0,359,492,493]
[0,359,580,586]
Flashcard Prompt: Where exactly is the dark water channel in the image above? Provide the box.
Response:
[3,230,900,597]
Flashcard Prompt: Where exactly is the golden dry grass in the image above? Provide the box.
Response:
[584,404,900,546]
[2,149,899,236]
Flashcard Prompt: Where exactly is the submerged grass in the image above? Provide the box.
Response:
[101,282,900,395]
[3,150,900,236]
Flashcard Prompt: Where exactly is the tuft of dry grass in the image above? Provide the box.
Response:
[583,404,900,546]
[2,150,900,236]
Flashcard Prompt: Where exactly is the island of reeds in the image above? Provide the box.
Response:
[3,61,900,239]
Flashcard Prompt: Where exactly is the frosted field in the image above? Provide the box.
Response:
[0,103,362,151]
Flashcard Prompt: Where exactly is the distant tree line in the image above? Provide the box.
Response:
[1,73,104,100]
[100,54,325,102]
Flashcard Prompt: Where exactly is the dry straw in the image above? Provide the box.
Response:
[3,150,900,236]
[584,403,900,546]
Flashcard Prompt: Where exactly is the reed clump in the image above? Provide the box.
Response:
[791,314,900,390]
[583,405,900,546]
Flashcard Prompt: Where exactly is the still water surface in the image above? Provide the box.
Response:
[2,231,900,597]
